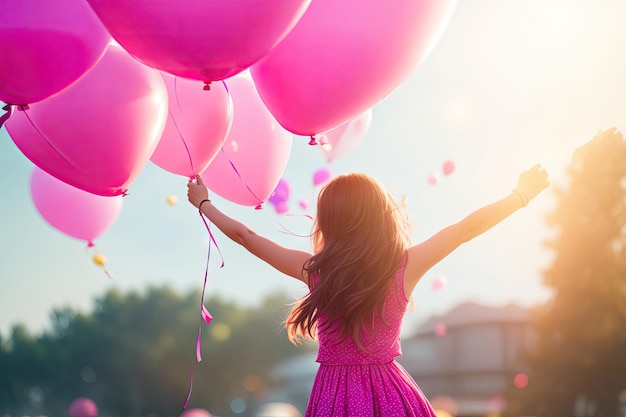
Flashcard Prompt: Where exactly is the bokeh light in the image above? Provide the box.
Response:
[242,373,263,392]
[211,322,231,341]
[430,394,458,416]
[514,372,529,388]
[230,398,247,414]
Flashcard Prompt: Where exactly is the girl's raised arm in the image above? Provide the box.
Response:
[404,164,549,296]
[187,176,311,283]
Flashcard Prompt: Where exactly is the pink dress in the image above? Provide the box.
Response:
[305,256,437,417]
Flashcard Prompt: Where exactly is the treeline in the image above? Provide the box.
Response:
[0,287,310,417]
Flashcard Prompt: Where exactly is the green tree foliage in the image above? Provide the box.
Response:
[508,128,626,417]
[0,287,307,417]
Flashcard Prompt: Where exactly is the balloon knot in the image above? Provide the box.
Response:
[255,203,263,210]
[86,241,95,248]
[308,135,318,146]
[203,81,212,91]
[0,104,12,129]
[16,104,29,111]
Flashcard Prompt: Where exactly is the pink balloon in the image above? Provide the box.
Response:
[0,1,110,105]
[150,74,233,178]
[6,45,168,196]
[320,109,372,163]
[251,0,457,135]
[180,409,212,417]
[201,75,292,207]
[68,397,98,417]
[313,167,332,187]
[274,200,289,215]
[427,173,439,186]
[30,167,122,246]
[298,198,309,210]
[86,0,312,82]
[431,275,447,292]
[443,159,456,176]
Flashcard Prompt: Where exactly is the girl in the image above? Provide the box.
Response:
[187,164,549,417]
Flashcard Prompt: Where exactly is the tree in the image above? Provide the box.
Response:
[509,128,626,417]
[0,286,308,417]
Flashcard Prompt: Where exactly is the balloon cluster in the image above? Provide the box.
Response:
[1,0,457,248]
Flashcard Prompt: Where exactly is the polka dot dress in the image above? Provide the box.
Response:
[305,256,437,417]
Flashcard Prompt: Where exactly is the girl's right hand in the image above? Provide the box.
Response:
[187,175,209,209]
[516,164,550,203]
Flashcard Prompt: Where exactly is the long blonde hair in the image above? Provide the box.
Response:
[286,173,412,346]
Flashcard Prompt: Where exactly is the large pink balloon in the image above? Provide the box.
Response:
[250,0,457,135]
[150,74,233,178]
[320,109,372,163]
[201,75,292,207]
[6,45,168,196]
[0,0,110,105]
[86,0,312,82]
[30,167,123,246]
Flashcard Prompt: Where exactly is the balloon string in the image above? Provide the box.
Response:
[171,77,196,176]
[275,213,314,238]
[183,214,224,409]
[183,80,231,409]
[84,243,114,281]
[183,367,195,410]
[219,147,265,209]
[21,107,79,169]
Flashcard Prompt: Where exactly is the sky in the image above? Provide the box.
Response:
[1,0,625,338]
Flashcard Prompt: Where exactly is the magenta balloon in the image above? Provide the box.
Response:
[150,74,233,178]
[320,109,372,163]
[86,0,312,82]
[313,167,332,187]
[30,167,122,245]
[68,397,98,417]
[6,45,168,196]
[201,75,292,207]
[268,178,291,206]
[251,0,457,135]
[0,0,110,105]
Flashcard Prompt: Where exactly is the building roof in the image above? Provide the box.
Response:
[408,302,530,337]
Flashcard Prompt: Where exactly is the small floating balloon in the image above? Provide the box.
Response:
[443,159,455,176]
[435,323,446,337]
[298,198,309,210]
[92,253,107,267]
[427,173,439,185]
[69,397,98,417]
[431,275,447,292]
[268,178,291,206]
[166,195,178,206]
[313,167,331,186]
[274,200,289,214]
